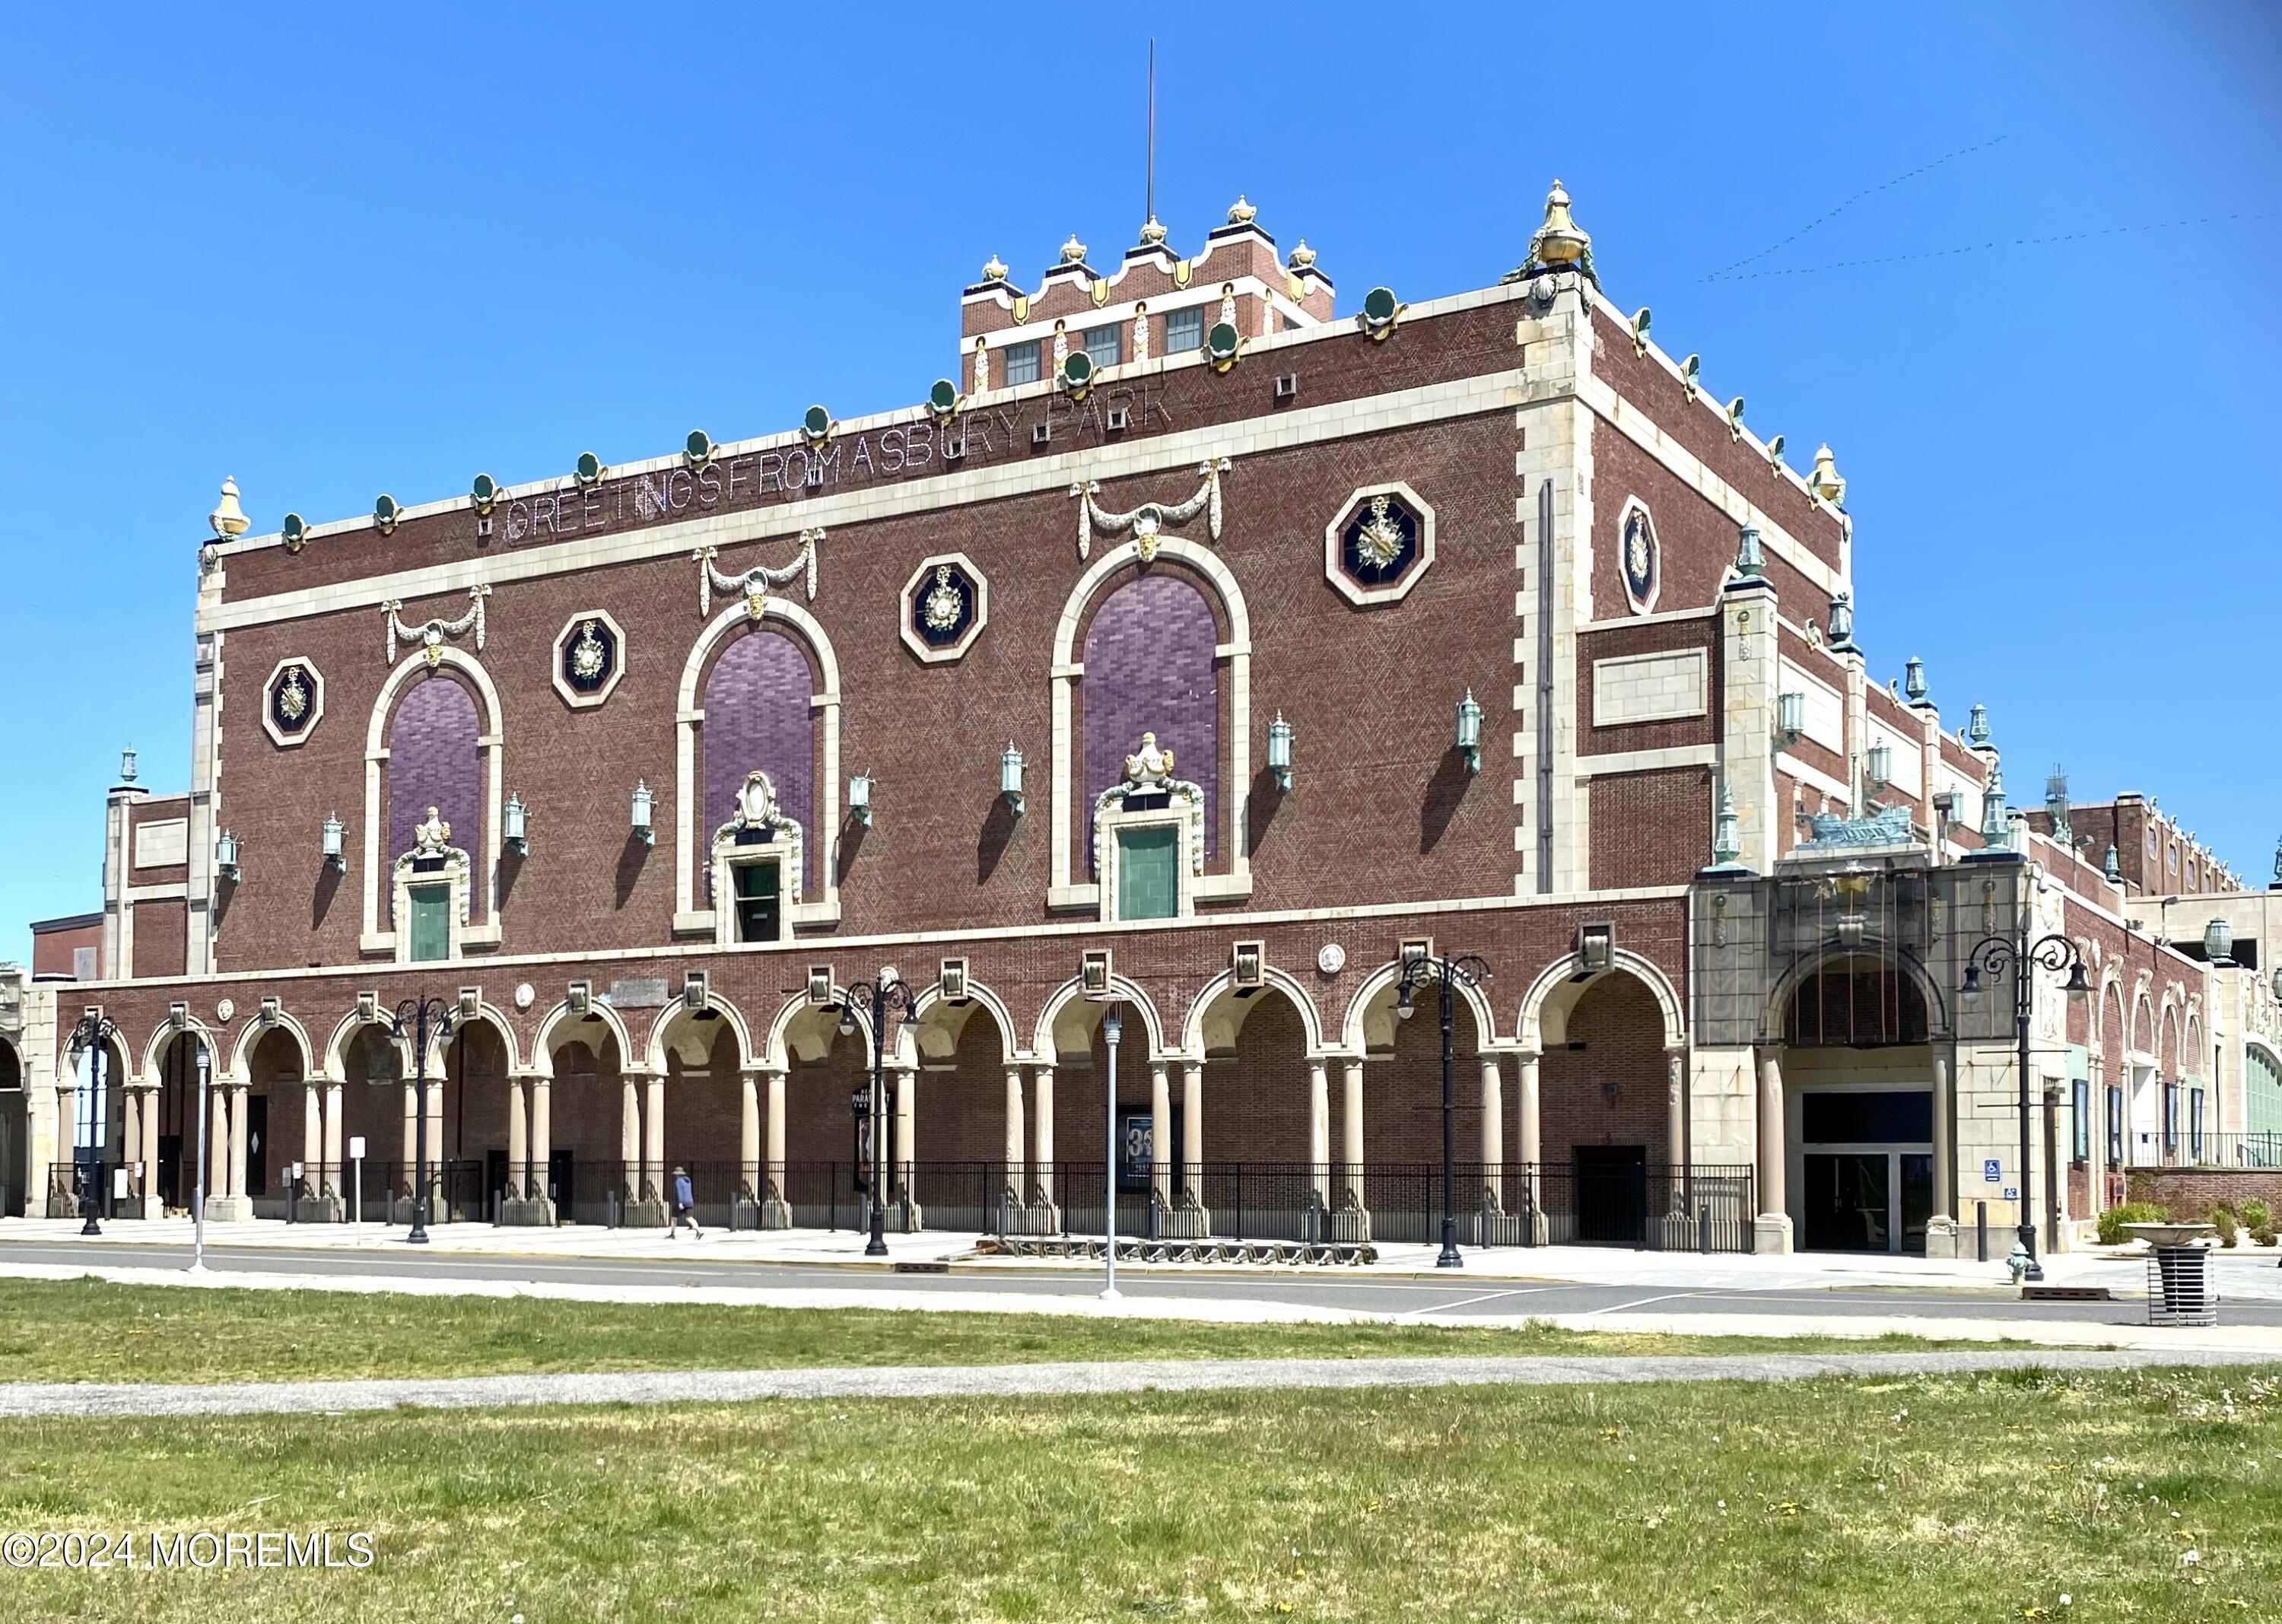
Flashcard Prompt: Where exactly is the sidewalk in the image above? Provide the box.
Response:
[7,1346,2277,1420]
[8,1214,2276,1296]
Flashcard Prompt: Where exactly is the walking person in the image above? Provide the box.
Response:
[668,1164,703,1240]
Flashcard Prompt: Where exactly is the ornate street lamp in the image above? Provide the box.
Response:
[1959,925,2089,1280]
[839,969,921,1257]
[69,1009,119,1236]
[386,995,456,1244]
[1396,949,1492,1269]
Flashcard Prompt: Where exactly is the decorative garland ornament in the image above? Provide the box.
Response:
[1071,458,1232,562]
[695,529,822,619]
[384,585,491,666]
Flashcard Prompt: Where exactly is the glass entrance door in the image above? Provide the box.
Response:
[1804,1152,1890,1252]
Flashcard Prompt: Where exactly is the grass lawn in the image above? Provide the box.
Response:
[2,1365,2277,1621]
[0,1278,2007,1384]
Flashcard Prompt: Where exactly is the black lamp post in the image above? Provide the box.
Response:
[388,996,455,1244]
[1960,930,2090,1280]
[1396,951,1492,1270]
[70,1010,119,1237]
[840,971,921,1259]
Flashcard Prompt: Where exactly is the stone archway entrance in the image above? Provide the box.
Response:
[1779,955,1937,1255]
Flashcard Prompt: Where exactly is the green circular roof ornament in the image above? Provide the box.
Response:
[1207,321,1240,358]
[685,430,713,466]
[803,405,831,440]
[575,451,602,485]
[1363,286,1397,324]
[928,378,958,415]
[280,512,307,552]
[373,494,399,536]
[471,472,497,504]
[1060,351,1093,390]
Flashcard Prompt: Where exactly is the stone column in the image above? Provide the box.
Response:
[529,1076,551,1201]
[1926,1045,1958,1256]
[1003,1066,1025,1192]
[739,1071,761,1201]
[619,1075,640,1201]
[1149,1060,1171,1206]
[507,1076,528,1199]
[1308,1058,1330,1206]
[1179,1060,1203,1200]
[1664,1049,1686,1172]
[2044,1082,2067,1252]
[888,1063,918,1230]
[324,1082,345,1198]
[400,1079,418,1197]
[1517,1050,1543,1241]
[120,1087,141,1177]
[1479,1053,1505,1190]
[1755,1047,1792,1253]
[644,1075,666,1204]
[1032,1065,1054,1206]
[209,1087,230,1205]
[1339,1059,1365,1211]
[424,1079,446,1215]
[303,1084,323,1187]
[763,1068,785,1200]
[227,1085,249,1200]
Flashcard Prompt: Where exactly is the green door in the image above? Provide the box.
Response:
[408,884,451,962]
[1116,825,1179,920]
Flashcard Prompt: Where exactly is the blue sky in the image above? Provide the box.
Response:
[2,3,2277,959]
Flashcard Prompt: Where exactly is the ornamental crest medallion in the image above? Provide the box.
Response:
[898,552,988,663]
[1619,500,1660,615]
[263,657,326,747]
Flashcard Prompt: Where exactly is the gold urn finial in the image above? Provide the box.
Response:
[1810,443,1847,506]
[1531,178,1590,267]
[208,475,250,539]
[1059,232,1088,265]
[980,251,1009,282]
[1286,238,1317,271]
[1139,215,1168,247]
[1226,193,1257,226]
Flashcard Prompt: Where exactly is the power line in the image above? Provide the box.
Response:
[1702,135,2010,281]
[1699,209,2274,284]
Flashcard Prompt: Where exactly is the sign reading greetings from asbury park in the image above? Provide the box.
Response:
[498,379,1175,548]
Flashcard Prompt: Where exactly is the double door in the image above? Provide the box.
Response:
[1803,1150,1931,1254]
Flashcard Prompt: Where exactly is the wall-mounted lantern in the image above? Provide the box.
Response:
[215,829,240,882]
[1454,691,1483,774]
[848,772,873,828]
[322,812,345,873]
[1000,742,1025,815]
[1267,712,1294,790]
[1775,691,1805,746]
[631,780,653,847]
[1865,742,1893,790]
[503,793,529,856]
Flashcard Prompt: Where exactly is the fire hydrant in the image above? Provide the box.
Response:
[2007,1241,2033,1285]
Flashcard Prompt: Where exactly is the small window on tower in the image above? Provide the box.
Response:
[1003,340,1041,386]
[1083,324,1121,369]
[1165,307,1203,353]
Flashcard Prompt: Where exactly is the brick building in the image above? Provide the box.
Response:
[6,183,2257,1255]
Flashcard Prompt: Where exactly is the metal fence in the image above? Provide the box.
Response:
[990,1162,1758,1254]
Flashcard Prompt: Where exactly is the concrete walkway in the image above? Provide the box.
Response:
[4,1347,2276,1419]
[17,1214,2277,1295]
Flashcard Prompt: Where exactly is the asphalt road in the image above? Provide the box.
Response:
[7,1237,2281,1331]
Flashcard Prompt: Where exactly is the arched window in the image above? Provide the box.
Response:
[385,673,481,936]
[1080,574,1219,917]
[701,628,816,920]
